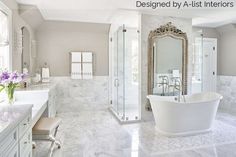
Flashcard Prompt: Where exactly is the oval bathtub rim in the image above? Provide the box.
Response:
[147,92,223,104]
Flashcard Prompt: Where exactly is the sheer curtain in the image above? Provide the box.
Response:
[0,9,9,70]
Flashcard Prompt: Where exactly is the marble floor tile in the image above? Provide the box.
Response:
[33,98,236,157]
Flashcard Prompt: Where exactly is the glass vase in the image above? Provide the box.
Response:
[5,87,15,105]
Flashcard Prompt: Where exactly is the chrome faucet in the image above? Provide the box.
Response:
[157,76,169,96]
[173,78,186,102]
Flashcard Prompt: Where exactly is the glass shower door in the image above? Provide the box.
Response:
[111,31,118,113]
[117,26,125,120]
[111,26,125,120]
[123,27,139,121]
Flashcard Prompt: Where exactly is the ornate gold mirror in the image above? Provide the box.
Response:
[147,22,188,108]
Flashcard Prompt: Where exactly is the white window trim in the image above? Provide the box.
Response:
[0,1,12,71]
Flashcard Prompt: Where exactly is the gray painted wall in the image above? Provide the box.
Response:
[217,24,236,75]
[36,21,110,76]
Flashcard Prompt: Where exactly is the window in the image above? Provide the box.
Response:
[0,4,10,71]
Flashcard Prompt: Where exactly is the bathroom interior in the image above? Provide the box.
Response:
[0,0,236,157]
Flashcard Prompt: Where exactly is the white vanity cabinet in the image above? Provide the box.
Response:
[0,105,32,157]
[0,127,18,157]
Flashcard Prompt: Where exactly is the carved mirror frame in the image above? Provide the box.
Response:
[147,22,188,110]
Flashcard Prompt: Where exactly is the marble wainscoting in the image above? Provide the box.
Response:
[217,75,236,114]
[51,76,109,112]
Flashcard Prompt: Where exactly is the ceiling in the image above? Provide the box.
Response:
[16,0,236,27]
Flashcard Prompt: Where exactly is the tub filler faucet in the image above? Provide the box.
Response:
[174,78,186,102]
[157,76,169,96]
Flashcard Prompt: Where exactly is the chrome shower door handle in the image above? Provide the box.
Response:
[114,79,119,87]
[117,79,119,87]
[114,79,117,87]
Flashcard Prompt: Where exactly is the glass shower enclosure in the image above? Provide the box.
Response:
[110,25,140,122]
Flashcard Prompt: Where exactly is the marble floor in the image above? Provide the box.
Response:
[33,98,236,157]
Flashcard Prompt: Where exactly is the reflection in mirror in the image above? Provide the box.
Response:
[147,22,188,109]
[153,36,183,96]
[21,27,30,74]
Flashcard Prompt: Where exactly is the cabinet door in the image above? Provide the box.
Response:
[6,145,18,157]
[19,129,32,157]
[0,128,18,155]
[19,112,32,138]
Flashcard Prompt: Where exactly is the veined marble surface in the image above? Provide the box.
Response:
[31,75,236,157]
[52,76,109,109]
[0,104,32,141]
[33,97,236,157]
[17,82,57,92]
[217,75,236,114]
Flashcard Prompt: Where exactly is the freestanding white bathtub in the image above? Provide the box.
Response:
[147,92,223,136]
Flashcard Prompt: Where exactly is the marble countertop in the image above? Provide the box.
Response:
[0,104,32,142]
[17,82,57,92]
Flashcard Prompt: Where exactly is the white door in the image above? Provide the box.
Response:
[202,38,217,92]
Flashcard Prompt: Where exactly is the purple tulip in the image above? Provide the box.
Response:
[0,71,10,80]
[0,71,26,85]
[0,71,10,84]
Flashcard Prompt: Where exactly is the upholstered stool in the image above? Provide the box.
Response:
[32,117,62,156]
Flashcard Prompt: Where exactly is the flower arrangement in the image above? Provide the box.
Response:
[0,71,26,104]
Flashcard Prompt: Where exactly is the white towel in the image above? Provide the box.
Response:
[71,63,82,79]
[82,63,93,79]
[82,52,93,62]
[71,52,81,62]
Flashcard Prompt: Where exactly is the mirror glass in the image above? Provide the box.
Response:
[153,36,183,96]
[21,27,30,74]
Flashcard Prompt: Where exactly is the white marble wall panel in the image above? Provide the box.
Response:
[50,76,109,112]
[140,14,193,121]
[217,75,236,114]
